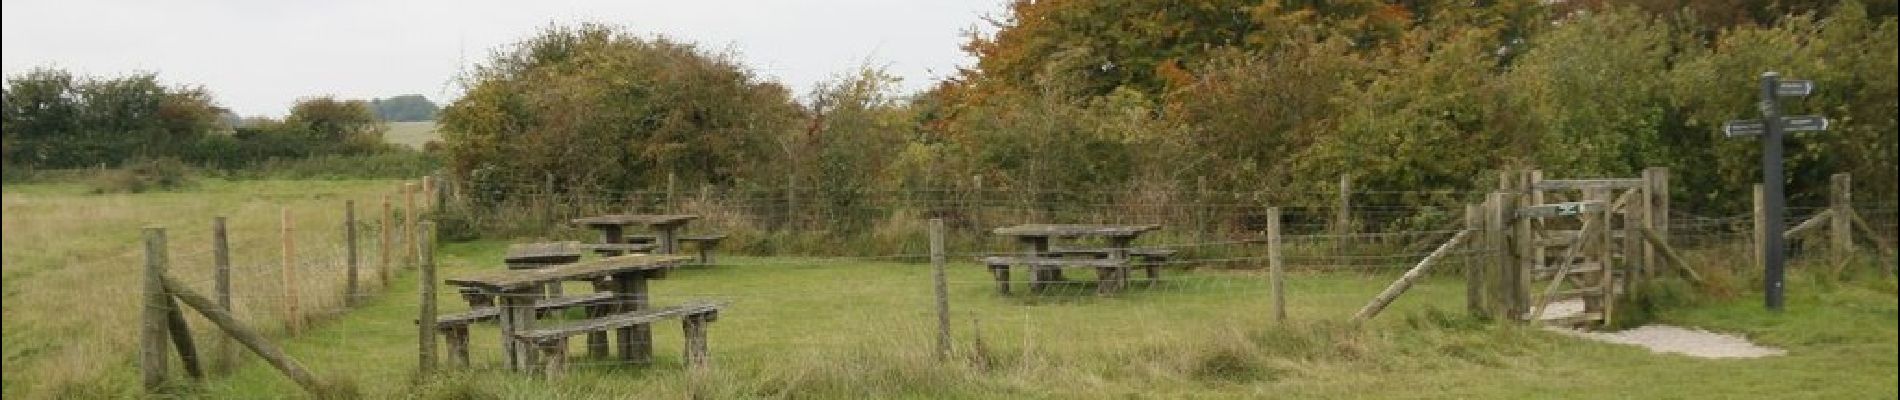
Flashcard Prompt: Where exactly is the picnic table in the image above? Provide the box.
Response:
[571,214,699,255]
[987,224,1161,295]
[444,254,697,373]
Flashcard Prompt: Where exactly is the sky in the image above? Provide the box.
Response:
[2,0,1005,118]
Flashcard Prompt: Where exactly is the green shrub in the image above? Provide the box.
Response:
[87,158,194,193]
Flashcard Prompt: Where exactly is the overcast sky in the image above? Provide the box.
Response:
[2,0,1004,117]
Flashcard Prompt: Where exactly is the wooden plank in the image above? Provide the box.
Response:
[1533,179,1646,190]
[432,292,618,326]
[445,254,693,292]
[164,295,203,380]
[1638,226,1705,285]
[160,274,326,395]
[990,224,1161,238]
[569,214,700,227]
[505,242,584,264]
[1528,211,1598,324]
[517,301,728,342]
[1516,201,1605,219]
[1783,210,1833,239]
[1352,229,1474,323]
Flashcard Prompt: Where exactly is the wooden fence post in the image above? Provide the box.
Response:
[142,227,172,392]
[1831,173,1852,264]
[421,176,435,213]
[405,182,419,269]
[418,221,438,374]
[212,217,236,372]
[1754,184,1766,274]
[281,208,301,335]
[1335,175,1352,235]
[1485,192,1521,320]
[381,195,393,287]
[1464,202,1486,316]
[929,218,950,361]
[345,200,359,307]
[1268,207,1285,323]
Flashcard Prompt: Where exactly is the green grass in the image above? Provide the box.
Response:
[188,244,1896,399]
[384,121,439,150]
[5,179,1896,399]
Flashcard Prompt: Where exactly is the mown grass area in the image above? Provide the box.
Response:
[188,243,1897,399]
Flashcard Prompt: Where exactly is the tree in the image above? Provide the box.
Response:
[438,23,798,199]
[369,94,439,122]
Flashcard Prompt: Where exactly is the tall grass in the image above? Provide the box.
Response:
[0,179,413,399]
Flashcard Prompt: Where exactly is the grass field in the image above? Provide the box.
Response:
[384,121,440,150]
[3,180,1896,399]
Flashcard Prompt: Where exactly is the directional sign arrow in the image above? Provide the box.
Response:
[1725,119,1765,137]
[1779,115,1829,132]
[1724,116,1829,138]
[1776,80,1815,97]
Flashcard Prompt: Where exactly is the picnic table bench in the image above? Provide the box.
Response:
[572,214,727,265]
[986,224,1162,295]
[443,253,724,375]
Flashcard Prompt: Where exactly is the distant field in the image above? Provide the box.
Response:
[384,121,440,149]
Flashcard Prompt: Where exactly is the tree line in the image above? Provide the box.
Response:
[440,1,1894,222]
[1,69,440,172]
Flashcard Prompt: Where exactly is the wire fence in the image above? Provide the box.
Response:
[25,174,1896,396]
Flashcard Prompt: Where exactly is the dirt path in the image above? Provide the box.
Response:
[1538,300,1785,359]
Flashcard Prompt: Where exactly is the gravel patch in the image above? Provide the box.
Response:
[1547,324,1787,359]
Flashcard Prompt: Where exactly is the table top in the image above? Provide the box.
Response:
[991,224,1161,238]
[570,214,699,228]
[446,254,694,292]
[504,242,583,264]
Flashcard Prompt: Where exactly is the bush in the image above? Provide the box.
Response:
[87,158,194,193]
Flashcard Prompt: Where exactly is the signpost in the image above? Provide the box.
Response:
[1726,72,1828,311]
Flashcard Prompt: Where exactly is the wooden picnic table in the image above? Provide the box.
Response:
[571,214,699,255]
[990,224,1160,294]
[445,254,693,372]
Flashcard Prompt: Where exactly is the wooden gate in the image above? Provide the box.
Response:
[1474,168,1671,329]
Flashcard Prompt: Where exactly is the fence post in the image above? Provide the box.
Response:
[1754,184,1766,275]
[1831,173,1852,264]
[1486,192,1521,320]
[1464,202,1485,316]
[281,208,302,335]
[929,218,950,361]
[345,200,360,307]
[381,195,393,287]
[212,217,236,372]
[1335,175,1352,235]
[667,172,678,212]
[142,227,172,392]
[405,182,419,269]
[421,175,436,213]
[1268,207,1285,323]
[418,220,438,375]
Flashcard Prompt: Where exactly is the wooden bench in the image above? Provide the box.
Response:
[678,234,728,265]
[979,256,1133,295]
[1035,247,1179,279]
[431,290,620,367]
[514,300,728,376]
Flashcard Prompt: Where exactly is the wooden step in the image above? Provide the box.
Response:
[1532,262,1601,279]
